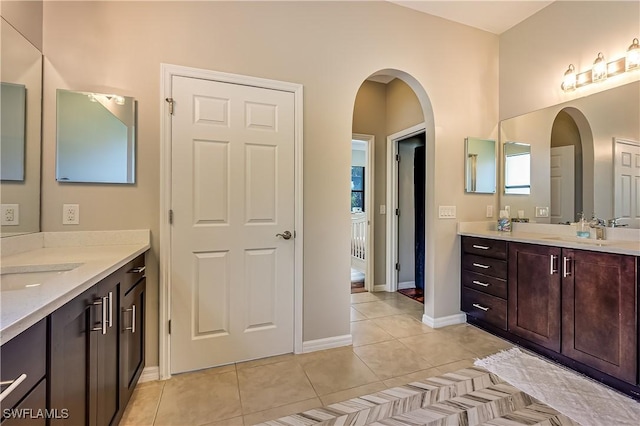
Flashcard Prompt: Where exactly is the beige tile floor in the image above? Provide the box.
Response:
[120,291,513,426]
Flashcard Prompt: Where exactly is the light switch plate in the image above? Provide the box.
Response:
[535,206,549,218]
[438,205,456,219]
[379,205,386,215]
[486,205,494,218]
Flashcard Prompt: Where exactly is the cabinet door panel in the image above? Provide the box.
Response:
[562,249,637,383]
[50,286,97,426]
[508,243,561,352]
[2,379,47,426]
[120,279,145,407]
[96,275,120,426]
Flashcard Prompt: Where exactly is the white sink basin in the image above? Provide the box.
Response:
[542,236,614,246]
[0,263,83,291]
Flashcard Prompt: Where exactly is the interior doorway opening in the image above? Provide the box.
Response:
[350,134,374,294]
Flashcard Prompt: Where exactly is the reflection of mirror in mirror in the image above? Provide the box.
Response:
[1,82,26,181]
[0,18,43,236]
[56,89,136,184]
[500,81,639,227]
[503,142,531,195]
[464,137,496,193]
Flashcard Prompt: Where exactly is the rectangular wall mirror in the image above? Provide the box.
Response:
[1,18,42,236]
[56,89,136,184]
[464,137,496,193]
[1,82,26,181]
[503,142,531,195]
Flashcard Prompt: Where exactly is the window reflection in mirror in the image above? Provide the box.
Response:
[56,89,136,184]
[464,137,496,193]
[504,142,531,195]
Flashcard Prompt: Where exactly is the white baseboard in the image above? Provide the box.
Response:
[302,334,352,353]
[398,281,416,290]
[138,366,160,383]
[422,313,467,329]
[373,284,388,292]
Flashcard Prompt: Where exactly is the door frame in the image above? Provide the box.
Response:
[352,133,375,292]
[385,123,426,292]
[159,63,304,380]
[613,137,640,226]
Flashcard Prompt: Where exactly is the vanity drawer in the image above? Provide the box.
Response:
[122,254,146,294]
[462,288,507,330]
[462,270,507,299]
[462,236,507,260]
[0,319,46,411]
[462,254,507,279]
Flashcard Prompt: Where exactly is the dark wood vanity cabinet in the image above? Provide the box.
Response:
[461,236,639,397]
[120,255,146,409]
[508,242,561,352]
[49,253,146,426]
[461,237,508,330]
[561,249,637,384]
[50,275,121,426]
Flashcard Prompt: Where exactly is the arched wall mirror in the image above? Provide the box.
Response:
[499,81,640,228]
[0,18,42,236]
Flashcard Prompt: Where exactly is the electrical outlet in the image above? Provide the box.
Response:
[438,205,456,219]
[63,204,80,225]
[1,204,19,226]
[486,205,494,218]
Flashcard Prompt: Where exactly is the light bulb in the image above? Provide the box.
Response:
[626,38,640,71]
[561,64,576,92]
[592,52,607,82]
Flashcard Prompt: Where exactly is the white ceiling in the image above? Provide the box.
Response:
[390,1,554,35]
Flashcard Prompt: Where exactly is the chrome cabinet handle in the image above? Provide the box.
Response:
[472,245,490,250]
[472,303,490,311]
[107,291,113,328]
[472,280,490,287]
[563,257,572,277]
[276,231,292,240]
[550,255,558,275]
[128,266,145,274]
[125,304,136,334]
[92,296,107,335]
[472,263,490,269]
[0,374,27,402]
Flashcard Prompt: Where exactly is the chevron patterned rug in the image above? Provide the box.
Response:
[257,366,578,425]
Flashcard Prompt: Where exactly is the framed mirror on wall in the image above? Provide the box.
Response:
[464,137,496,193]
[0,18,43,236]
[56,89,136,184]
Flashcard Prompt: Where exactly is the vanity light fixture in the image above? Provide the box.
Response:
[592,52,607,82]
[626,38,640,71]
[561,38,639,92]
[87,93,126,105]
[561,64,576,92]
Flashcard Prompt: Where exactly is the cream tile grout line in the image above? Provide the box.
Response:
[151,381,166,425]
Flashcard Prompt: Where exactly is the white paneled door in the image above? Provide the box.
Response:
[170,75,295,374]
[614,138,640,228]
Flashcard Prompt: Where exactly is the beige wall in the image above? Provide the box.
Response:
[500,1,640,119]
[0,0,42,50]
[40,1,499,367]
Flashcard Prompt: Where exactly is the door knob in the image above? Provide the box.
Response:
[276,231,292,240]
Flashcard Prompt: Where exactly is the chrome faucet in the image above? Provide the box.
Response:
[589,215,606,240]
[607,217,629,228]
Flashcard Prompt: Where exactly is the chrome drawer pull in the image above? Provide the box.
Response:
[125,305,136,334]
[107,291,113,328]
[128,266,145,274]
[0,374,27,402]
[472,245,490,250]
[563,257,572,277]
[472,280,490,287]
[550,255,558,275]
[91,296,107,335]
[472,303,490,311]
[472,263,490,269]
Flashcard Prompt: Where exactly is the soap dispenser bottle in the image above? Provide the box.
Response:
[576,213,589,238]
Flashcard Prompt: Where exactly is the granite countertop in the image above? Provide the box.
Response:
[0,230,150,345]
[458,222,640,256]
